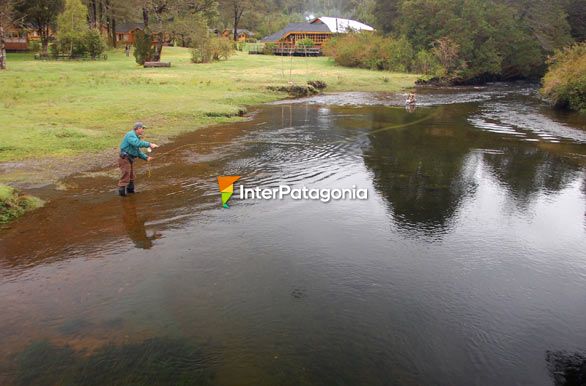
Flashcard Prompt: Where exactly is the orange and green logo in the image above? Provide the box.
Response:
[217,176,241,208]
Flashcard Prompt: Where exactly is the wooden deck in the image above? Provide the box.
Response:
[249,45,322,56]
[273,46,322,56]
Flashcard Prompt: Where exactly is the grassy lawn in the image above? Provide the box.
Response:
[0,47,417,164]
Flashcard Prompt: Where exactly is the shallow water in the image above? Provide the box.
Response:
[1,84,585,386]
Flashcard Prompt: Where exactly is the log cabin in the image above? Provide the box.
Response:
[222,29,255,42]
[260,17,374,49]
[115,23,145,45]
[4,26,28,51]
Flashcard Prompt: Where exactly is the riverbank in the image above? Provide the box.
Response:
[0,47,418,186]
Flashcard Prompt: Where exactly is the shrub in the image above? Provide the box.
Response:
[29,41,41,53]
[134,30,154,65]
[0,185,44,224]
[84,29,105,59]
[413,49,444,76]
[296,38,314,48]
[213,38,235,60]
[263,42,276,55]
[541,43,586,112]
[323,32,415,72]
[191,37,234,63]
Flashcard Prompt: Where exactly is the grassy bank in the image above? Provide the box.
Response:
[0,47,417,167]
[541,43,586,113]
[0,184,44,224]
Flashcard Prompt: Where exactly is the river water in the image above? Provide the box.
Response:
[0,84,585,386]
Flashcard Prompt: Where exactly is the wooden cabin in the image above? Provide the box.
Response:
[115,23,145,45]
[260,16,374,50]
[4,26,29,51]
[222,29,255,42]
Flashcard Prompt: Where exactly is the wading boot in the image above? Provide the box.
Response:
[118,186,127,197]
[127,181,135,194]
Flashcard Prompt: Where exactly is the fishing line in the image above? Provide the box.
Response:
[142,107,439,177]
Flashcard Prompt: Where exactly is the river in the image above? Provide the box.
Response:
[0,83,585,386]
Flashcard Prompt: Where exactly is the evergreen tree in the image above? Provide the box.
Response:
[57,0,90,56]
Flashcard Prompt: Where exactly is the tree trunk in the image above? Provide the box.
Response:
[98,0,103,27]
[233,5,238,41]
[111,17,116,47]
[0,26,6,70]
[40,26,49,56]
[90,0,97,28]
[142,7,148,29]
[153,31,163,61]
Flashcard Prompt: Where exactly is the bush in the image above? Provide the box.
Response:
[413,49,444,76]
[263,42,276,55]
[49,43,59,58]
[191,37,234,63]
[296,38,314,48]
[213,38,234,60]
[0,185,44,224]
[84,29,105,59]
[324,32,415,72]
[29,41,41,53]
[134,30,154,65]
[541,43,586,112]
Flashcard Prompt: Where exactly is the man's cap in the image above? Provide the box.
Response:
[133,122,147,129]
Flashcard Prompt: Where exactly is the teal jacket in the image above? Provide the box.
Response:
[120,130,151,161]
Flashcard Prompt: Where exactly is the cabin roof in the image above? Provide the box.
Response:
[115,23,145,33]
[224,28,255,36]
[310,17,374,33]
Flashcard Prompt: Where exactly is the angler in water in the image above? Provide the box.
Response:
[406,92,417,106]
[117,122,159,197]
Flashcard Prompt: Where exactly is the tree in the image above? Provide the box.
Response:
[373,0,400,33]
[398,0,543,80]
[219,0,253,41]
[349,0,376,27]
[57,0,88,56]
[143,0,217,61]
[0,0,17,69]
[431,37,460,74]
[565,0,586,42]
[17,0,64,55]
[133,28,153,64]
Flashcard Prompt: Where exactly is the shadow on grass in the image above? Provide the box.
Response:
[13,338,214,386]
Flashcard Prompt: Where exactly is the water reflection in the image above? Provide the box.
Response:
[546,350,586,386]
[482,146,581,207]
[363,106,477,238]
[121,198,161,249]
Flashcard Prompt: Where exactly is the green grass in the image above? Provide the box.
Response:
[0,184,44,223]
[0,47,417,164]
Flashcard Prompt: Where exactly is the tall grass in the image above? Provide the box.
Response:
[541,43,586,112]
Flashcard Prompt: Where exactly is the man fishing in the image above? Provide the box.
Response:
[118,122,159,197]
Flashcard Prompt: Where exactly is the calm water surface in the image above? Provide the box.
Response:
[1,84,585,386]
